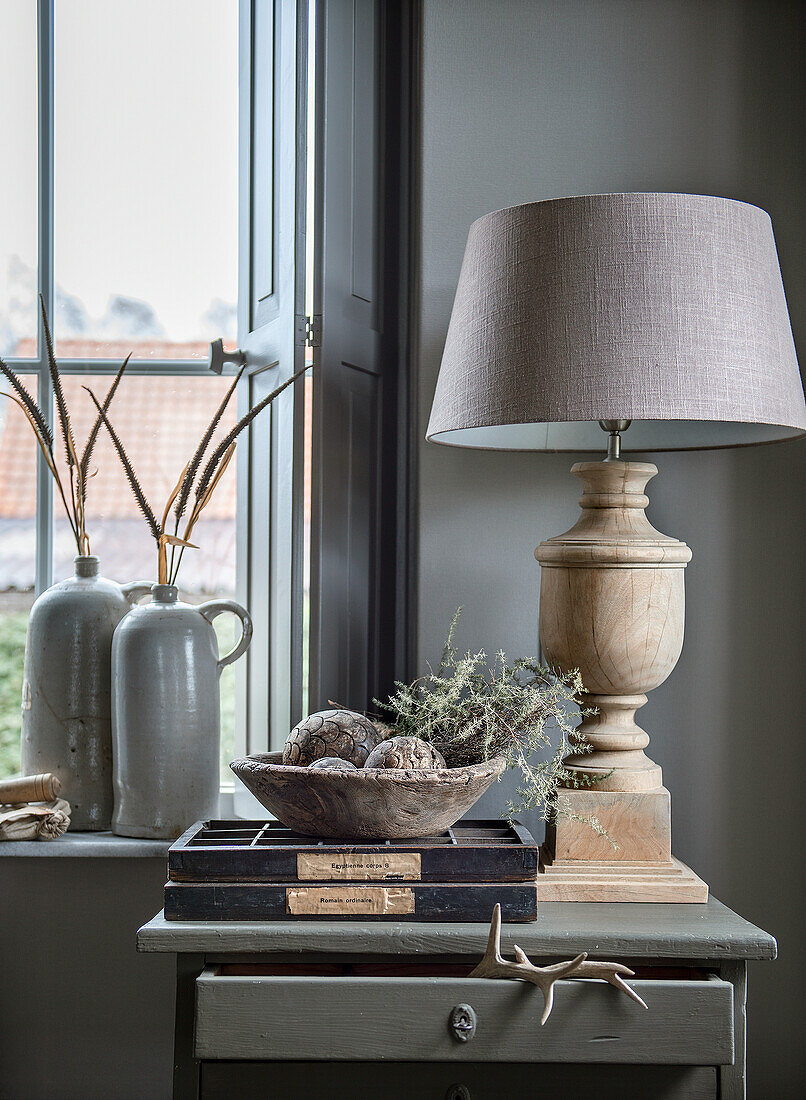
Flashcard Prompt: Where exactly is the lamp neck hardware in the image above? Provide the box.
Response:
[599,419,632,461]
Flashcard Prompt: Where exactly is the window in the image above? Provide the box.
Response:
[0,0,241,782]
[0,0,413,799]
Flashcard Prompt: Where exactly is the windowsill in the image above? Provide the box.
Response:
[0,831,172,857]
[0,787,237,856]
[0,787,237,853]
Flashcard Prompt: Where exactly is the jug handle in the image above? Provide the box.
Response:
[198,600,254,671]
[121,582,152,606]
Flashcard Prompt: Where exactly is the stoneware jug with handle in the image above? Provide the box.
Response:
[111,583,253,839]
[20,557,151,831]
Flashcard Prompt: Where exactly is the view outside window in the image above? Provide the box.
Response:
[0,2,37,780]
[0,0,37,354]
[53,0,238,358]
[0,378,38,780]
[0,1,240,784]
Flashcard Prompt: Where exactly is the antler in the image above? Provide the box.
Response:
[469,904,647,1024]
[469,903,587,1024]
[571,959,648,1010]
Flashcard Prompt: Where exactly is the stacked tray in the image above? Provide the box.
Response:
[165,819,539,922]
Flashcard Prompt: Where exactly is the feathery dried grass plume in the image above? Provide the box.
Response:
[376,609,609,832]
[0,299,129,556]
[40,302,77,469]
[174,365,244,525]
[84,392,160,540]
[87,364,308,585]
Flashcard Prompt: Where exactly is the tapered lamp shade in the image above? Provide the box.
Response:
[427,193,806,451]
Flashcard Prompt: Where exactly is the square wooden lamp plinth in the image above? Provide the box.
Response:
[538,786,708,903]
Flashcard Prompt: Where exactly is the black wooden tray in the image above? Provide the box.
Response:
[168,819,538,884]
[163,880,538,922]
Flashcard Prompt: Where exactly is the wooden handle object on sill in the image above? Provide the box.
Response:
[0,773,62,805]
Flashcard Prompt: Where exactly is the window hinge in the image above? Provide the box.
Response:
[295,314,321,348]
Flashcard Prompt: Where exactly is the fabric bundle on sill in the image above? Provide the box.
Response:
[0,773,71,840]
[0,797,71,841]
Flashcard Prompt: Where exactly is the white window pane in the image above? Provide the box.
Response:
[0,1,38,358]
[0,376,39,779]
[54,0,238,358]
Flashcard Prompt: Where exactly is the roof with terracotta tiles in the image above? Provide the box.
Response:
[0,344,236,522]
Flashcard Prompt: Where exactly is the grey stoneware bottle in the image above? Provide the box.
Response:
[111,583,253,840]
[20,557,151,831]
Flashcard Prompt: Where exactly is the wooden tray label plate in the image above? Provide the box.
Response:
[297,852,422,881]
[286,886,415,916]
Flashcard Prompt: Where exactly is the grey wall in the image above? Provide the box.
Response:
[3,5,804,1098]
[416,1,806,1095]
[0,858,174,1099]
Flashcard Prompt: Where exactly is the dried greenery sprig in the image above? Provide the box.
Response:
[376,609,607,830]
[0,299,129,556]
[87,364,308,586]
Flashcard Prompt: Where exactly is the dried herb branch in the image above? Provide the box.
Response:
[0,301,129,556]
[376,609,609,833]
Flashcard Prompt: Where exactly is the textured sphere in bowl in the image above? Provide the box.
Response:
[309,757,358,772]
[282,709,381,767]
[365,735,446,770]
[229,752,506,840]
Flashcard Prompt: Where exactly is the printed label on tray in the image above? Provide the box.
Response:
[286,886,415,915]
[297,852,422,881]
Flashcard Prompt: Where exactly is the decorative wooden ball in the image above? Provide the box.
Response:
[282,709,381,767]
[309,757,358,772]
[365,736,446,770]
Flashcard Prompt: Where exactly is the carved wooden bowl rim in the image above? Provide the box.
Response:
[229,752,507,839]
[230,751,505,783]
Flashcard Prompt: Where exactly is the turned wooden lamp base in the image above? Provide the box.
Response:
[535,457,709,903]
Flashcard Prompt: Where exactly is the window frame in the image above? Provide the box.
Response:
[2,0,245,798]
[4,0,415,805]
[306,0,417,719]
[232,0,309,813]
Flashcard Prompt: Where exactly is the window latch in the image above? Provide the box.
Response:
[295,314,322,348]
[208,339,246,375]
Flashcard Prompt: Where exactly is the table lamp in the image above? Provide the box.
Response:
[427,193,806,902]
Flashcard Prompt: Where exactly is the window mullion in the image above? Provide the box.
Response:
[53,360,241,377]
[35,0,55,595]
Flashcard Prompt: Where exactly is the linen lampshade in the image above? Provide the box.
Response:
[427,193,806,451]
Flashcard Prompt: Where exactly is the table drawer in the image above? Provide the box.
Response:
[201,1062,718,1099]
[194,969,734,1065]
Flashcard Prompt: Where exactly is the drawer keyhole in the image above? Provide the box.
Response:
[449,1003,477,1042]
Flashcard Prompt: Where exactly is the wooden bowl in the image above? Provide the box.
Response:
[229,751,506,839]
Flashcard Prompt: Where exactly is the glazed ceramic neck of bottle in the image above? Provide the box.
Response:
[74,556,100,578]
[151,584,179,604]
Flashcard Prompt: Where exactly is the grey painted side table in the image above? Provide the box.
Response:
[137,897,775,1100]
